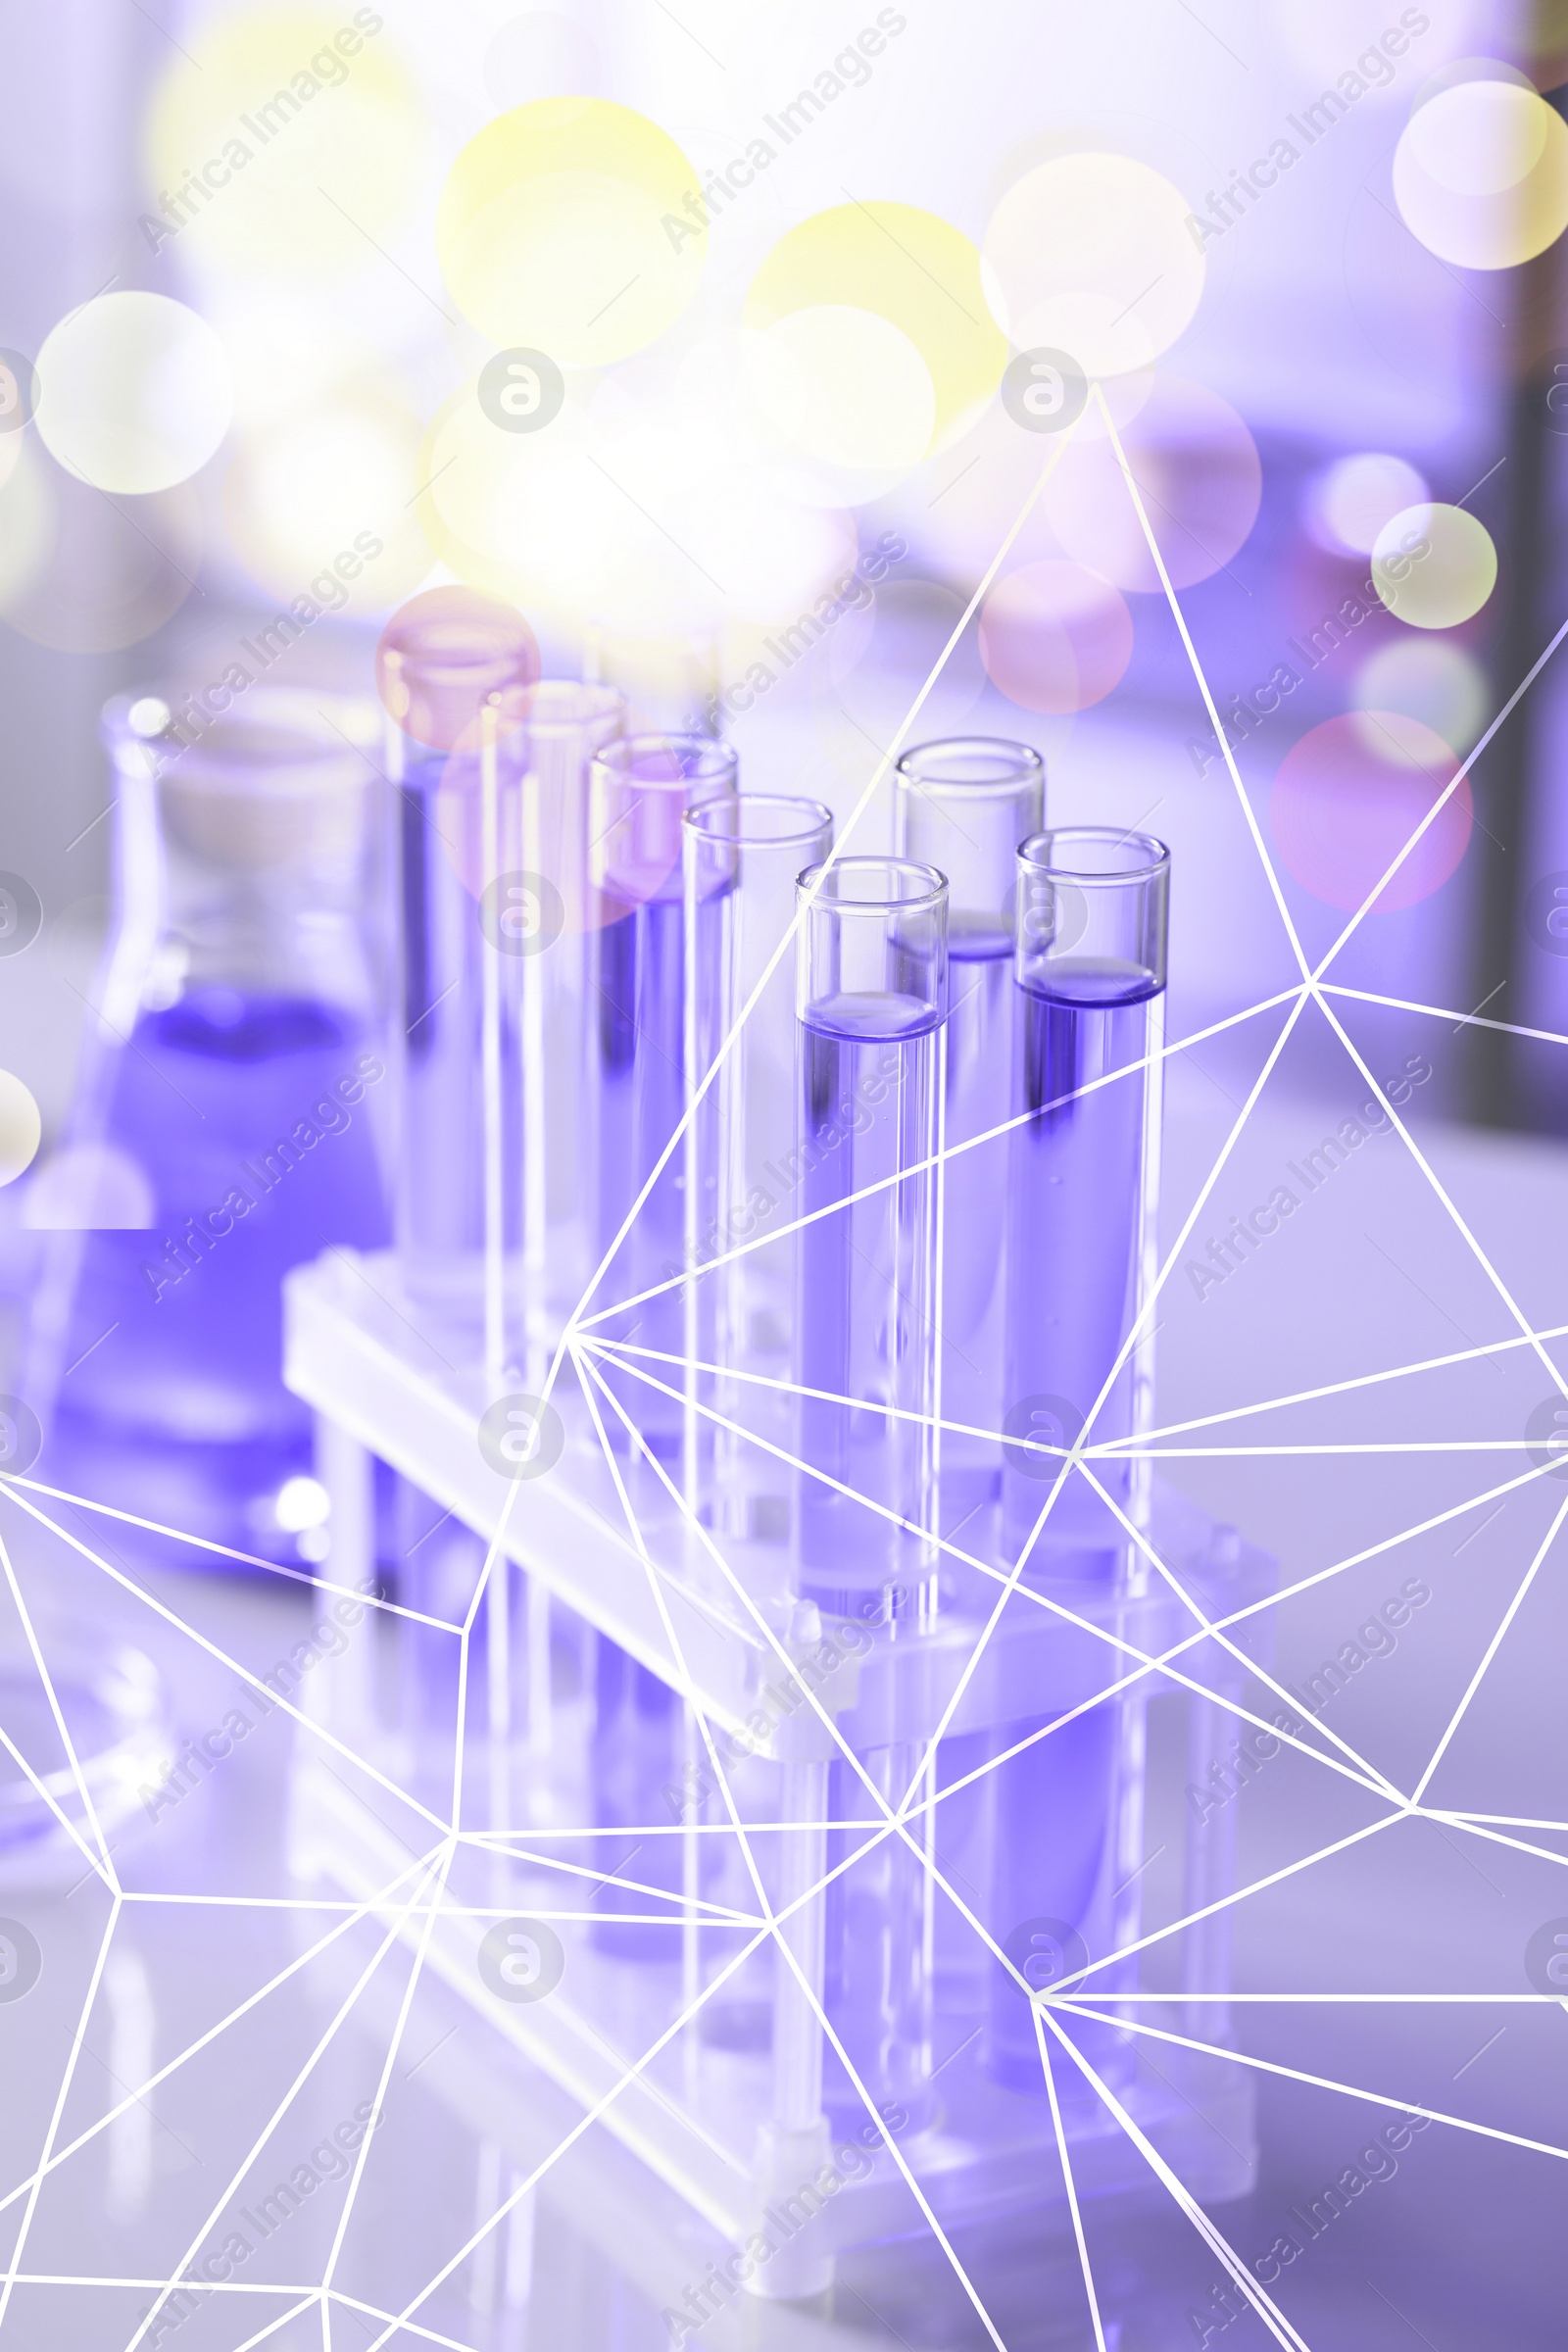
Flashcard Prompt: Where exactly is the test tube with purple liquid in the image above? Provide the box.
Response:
[794,857,948,2132]
[894,737,1044,1529]
[985,827,1169,2088]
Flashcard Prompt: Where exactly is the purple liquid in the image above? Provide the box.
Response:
[796,992,941,2121]
[594,888,726,1456]
[985,957,1159,2091]
[43,988,389,1564]
[939,938,1014,1522]
[1001,963,1159,1575]
[794,993,940,1620]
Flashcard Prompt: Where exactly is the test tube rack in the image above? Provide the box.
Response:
[284,1246,1271,2284]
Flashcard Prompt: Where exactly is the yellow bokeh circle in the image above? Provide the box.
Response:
[1394,80,1568,270]
[981,155,1204,379]
[1351,638,1488,759]
[36,294,233,495]
[438,99,705,368]
[742,307,935,506]
[745,202,1005,454]
[1371,503,1497,630]
[144,5,426,275]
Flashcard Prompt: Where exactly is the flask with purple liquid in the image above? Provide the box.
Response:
[29,690,392,1569]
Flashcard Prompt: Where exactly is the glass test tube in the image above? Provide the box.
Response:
[590,733,738,1459]
[681,799,835,2126]
[1001,828,1168,1576]
[381,604,538,1370]
[681,795,834,1537]
[794,858,948,2135]
[586,736,737,1958]
[491,680,626,1342]
[894,738,1044,1532]
[984,827,1169,2090]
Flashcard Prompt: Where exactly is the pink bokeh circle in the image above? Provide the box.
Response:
[1042,374,1262,594]
[978,560,1133,714]
[375,585,539,751]
[1270,710,1472,913]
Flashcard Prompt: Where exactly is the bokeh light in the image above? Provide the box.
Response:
[1352,638,1488,758]
[1302,452,1430,556]
[420,359,859,634]
[224,394,432,614]
[0,1071,41,1187]
[24,1144,154,1229]
[1394,77,1568,269]
[745,202,1006,454]
[1042,374,1261,593]
[828,577,987,739]
[978,561,1133,714]
[1271,711,1472,913]
[376,587,540,751]
[0,455,202,652]
[438,99,705,368]
[36,294,232,495]
[1371,502,1496,628]
[144,4,427,275]
[741,306,936,506]
[981,155,1204,379]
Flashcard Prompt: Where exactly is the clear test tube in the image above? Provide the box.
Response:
[589,733,738,1459]
[793,858,948,1625]
[984,826,1169,2091]
[1000,828,1169,1577]
[680,797,834,2151]
[486,680,625,1346]
[894,739,1044,1532]
[680,794,834,1534]
[794,858,948,2136]
[379,603,538,1368]
[586,735,736,1955]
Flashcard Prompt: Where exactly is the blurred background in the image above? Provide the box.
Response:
[4,2,1568,2345]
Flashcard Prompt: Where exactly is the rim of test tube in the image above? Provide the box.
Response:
[895,737,1045,798]
[1018,826,1169,883]
[684,792,834,847]
[593,732,738,793]
[492,678,624,736]
[796,854,949,912]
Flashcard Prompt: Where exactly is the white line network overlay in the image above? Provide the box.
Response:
[1,381,1565,2352]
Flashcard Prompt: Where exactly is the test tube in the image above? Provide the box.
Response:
[589,733,738,1461]
[794,858,948,2135]
[489,680,625,1339]
[681,794,834,1533]
[1000,828,1169,1578]
[585,735,737,1957]
[983,826,1169,2091]
[894,739,1044,1530]
[793,858,948,1624]
[379,603,538,1368]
